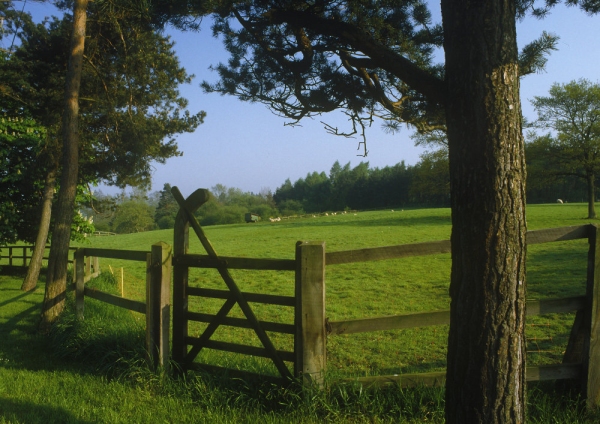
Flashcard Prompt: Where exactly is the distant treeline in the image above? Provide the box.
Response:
[274,157,450,214]
[87,151,594,233]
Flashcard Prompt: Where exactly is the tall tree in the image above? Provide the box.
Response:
[2,4,204,292]
[149,0,597,421]
[42,0,89,332]
[154,183,179,229]
[410,149,450,205]
[529,79,600,218]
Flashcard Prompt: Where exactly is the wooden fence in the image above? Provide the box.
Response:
[73,243,171,370]
[168,188,600,408]
[10,193,597,406]
[0,245,99,283]
[0,245,42,267]
[313,224,598,408]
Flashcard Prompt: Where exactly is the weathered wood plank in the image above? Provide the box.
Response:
[185,337,296,363]
[326,240,451,265]
[81,247,149,262]
[75,249,85,320]
[187,312,295,334]
[328,297,585,336]
[585,224,600,408]
[295,241,326,386]
[187,286,295,306]
[328,311,450,335]
[343,364,581,388]
[188,363,288,385]
[146,242,172,371]
[325,226,588,266]
[174,254,296,271]
[526,225,590,245]
[342,371,446,388]
[526,363,581,382]
[526,296,586,316]
[83,287,146,314]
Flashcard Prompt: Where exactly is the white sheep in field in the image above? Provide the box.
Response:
[557,199,563,204]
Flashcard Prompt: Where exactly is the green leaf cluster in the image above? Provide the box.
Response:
[0,115,47,244]
[527,79,600,214]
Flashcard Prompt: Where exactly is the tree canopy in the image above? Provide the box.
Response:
[528,79,600,218]
[0,2,205,246]
[3,5,205,189]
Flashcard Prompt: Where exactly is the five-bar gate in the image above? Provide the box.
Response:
[170,188,326,385]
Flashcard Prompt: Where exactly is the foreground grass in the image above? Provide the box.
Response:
[1,203,600,422]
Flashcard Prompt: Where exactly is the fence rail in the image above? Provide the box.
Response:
[0,245,77,267]
[328,295,587,336]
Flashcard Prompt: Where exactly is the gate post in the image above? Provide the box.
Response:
[146,242,172,371]
[295,241,326,387]
[75,248,85,320]
[172,188,211,371]
[584,224,600,408]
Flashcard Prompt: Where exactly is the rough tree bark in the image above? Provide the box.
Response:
[442,0,527,422]
[21,165,57,291]
[40,0,88,332]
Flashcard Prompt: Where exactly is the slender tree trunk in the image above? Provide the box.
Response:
[442,0,527,422]
[40,0,88,333]
[21,164,57,291]
[587,173,596,219]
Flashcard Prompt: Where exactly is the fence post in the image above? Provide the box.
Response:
[75,248,85,320]
[583,224,600,408]
[295,241,326,387]
[172,188,209,372]
[172,206,191,370]
[146,242,172,371]
[92,256,100,277]
[85,256,91,280]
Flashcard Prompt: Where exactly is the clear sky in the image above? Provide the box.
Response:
[5,1,600,198]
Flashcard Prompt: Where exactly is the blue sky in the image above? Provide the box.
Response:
[5,1,600,198]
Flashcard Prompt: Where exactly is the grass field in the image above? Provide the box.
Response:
[1,203,599,422]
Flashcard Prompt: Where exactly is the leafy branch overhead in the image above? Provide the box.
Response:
[150,0,560,140]
[2,2,206,189]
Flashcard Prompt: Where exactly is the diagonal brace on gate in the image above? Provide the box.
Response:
[171,187,293,380]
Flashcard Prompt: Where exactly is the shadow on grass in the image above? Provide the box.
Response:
[527,241,588,299]
[0,274,142,376]
[0,399,94,424]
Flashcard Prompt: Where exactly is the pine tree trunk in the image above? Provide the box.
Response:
[441,0,527,422]
[587,173,596,219]
[40,0,88,333]
[21,165,57,291]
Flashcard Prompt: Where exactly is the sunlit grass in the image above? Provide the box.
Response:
[1,202,600,422]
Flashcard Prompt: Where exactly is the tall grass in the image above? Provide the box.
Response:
[1,203,600,422]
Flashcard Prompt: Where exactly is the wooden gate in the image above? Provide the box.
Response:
[170,188,326,384]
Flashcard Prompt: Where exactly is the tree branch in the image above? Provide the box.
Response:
[264,9,447,106]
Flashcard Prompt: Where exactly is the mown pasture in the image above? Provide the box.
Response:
[70,203,589,378]
[0,202,598,423]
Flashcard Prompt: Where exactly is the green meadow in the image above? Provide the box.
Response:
[1,203,599,422]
